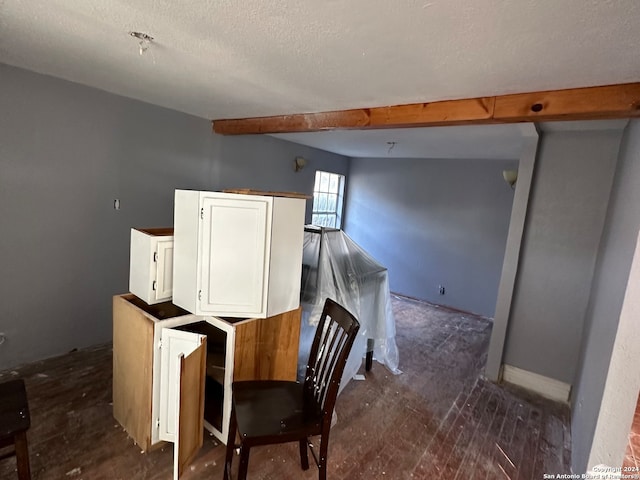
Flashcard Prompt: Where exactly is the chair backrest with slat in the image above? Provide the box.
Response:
[303,298,360,418]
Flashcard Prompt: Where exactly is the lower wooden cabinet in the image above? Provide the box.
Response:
[112,294,301,478]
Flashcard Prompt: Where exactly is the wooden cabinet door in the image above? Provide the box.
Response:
[155,239,174,301]
[174,342,206,480]
[199,195,271,317]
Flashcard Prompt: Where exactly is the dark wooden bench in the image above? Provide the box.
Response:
[0,379,31,480]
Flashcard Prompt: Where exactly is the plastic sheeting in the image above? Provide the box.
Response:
[299,226,401,392]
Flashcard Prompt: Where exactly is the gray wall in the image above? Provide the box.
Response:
[343,157,517,317]
[502,129,622,384]
[571,120,640,473]
[0,64,348,369]
[213,134,349,222]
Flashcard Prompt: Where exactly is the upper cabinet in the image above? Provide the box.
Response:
[173,190,306,318]
[129,228,174,305]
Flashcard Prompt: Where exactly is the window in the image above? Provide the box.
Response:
[312,171,345,228]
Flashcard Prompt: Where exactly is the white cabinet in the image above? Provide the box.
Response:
[129,228,174,304]
[113,294,301,478]
[173,190,306,318]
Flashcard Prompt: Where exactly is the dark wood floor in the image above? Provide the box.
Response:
[0,295,571,479]
[623,392,640,471]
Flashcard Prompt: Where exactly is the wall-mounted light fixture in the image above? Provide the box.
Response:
[502,169,518,189]
[294,156,306,172]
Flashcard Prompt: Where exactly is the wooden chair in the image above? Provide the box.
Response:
[223,298,360,480]
[0,379,31,480]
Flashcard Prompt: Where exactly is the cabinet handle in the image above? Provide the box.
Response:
[153,252,158,263]
[200,207,204,220]
[198,290,202,301]
[152,281,157,291]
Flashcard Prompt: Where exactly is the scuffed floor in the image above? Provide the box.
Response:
[0,295,571,479]
[623,392,640,472]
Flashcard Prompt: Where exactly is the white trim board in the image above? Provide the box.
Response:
[502,364,571,403]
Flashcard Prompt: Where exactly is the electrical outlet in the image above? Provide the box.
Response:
[438,285,445,295]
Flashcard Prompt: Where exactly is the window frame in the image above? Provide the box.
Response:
[311,170,346,229]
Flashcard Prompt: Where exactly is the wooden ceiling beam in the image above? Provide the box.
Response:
[493,83,640,122]
[212,82,640,135]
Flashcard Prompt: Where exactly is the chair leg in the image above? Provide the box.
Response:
[14,431,30,480]
[318,434,329,480]
[237,445,251,480]
[299,438,309,470]
[224,405,238,480]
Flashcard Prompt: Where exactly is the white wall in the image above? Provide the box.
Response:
[572,120,640,472]
[502,128,623,384]
[587,230,640,470]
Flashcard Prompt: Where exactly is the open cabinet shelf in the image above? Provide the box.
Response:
[204,377,224,433]
[173,320,229,436]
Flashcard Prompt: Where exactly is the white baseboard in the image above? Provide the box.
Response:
[502,364,571,403]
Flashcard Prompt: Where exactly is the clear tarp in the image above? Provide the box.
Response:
[299,226,401,392]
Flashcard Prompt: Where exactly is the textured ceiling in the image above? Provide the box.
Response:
[270,120,629,159]
[272,124,527,159]
[1,0,639,121]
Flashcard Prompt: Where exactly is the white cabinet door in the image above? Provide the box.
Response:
[155,239,174,301]
[199,196,270,317]
[159,328,206,443]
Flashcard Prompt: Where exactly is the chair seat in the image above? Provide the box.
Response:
[232,381,323,443]
[0,379,30,439]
